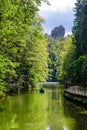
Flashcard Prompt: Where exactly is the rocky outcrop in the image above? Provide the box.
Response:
[51,25,65,38]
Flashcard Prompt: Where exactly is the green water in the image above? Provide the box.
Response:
[0,82,87,130]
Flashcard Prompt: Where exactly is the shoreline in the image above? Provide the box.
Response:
[64,86,87,105]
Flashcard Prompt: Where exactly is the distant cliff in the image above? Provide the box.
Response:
[51,25,65,38]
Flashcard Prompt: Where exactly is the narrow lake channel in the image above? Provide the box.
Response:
[0,82,87,130]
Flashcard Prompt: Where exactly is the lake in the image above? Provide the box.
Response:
[0,82,87,130]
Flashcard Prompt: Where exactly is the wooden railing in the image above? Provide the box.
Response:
[65,86,87,97]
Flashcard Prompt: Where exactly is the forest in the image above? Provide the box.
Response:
[0,0,87,97]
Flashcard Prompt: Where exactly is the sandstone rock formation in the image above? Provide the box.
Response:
[51,25,65,38]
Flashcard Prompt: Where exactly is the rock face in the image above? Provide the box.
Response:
[51,25,65,38]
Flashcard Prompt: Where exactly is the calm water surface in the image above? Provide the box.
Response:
[0,82,87,130]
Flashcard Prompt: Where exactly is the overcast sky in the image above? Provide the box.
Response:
[39,0,77,36]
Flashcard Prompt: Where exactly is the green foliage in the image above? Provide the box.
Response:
[70,55,87,85]
[20,25,48,87]
[54,0,87,88]
[72,0,87,57]
[55,37,76,81]
[71,0,87,86]
[55,36,87,87]
[0,55,17,95]
[44,0,87,89]
[0,0,48,96]
[47,36,76,83]
[46,36,58,81]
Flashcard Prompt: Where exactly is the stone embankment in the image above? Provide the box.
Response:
[64,86,87,104]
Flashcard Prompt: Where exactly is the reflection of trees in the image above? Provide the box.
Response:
[0,92,49,130]
[46,84,64,130]
[63,98,87,130]
[0,83,87,130]
[46,84,78,130]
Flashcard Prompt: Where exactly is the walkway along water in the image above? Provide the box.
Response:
[64,86,87,104]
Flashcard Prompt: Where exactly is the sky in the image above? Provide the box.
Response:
[39,0,77,36]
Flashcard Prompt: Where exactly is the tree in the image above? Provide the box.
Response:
[72,0,87,86]
[20,20,48,87]
[0,0,48,95]
[70,55,87,85]
[72,0,87,57]
[56,37,76,82]
[46,36,58,81]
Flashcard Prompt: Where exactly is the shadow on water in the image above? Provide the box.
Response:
[0,82,87,130]
[0,107,4,112]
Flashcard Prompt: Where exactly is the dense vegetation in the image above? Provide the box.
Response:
[0,0,87,97]
[0,0,48,96]
[46,36,75,83]
[47,0,87,88]
[72,0,87,86]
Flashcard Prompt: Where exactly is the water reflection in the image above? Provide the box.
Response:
[0,82,87,130]
[63,127,68,130]
[46,126,50,130]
